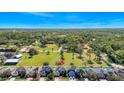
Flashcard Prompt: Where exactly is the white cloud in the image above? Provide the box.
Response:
[27,12,54,17]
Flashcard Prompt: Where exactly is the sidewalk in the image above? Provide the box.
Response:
[39,77,45,81]
[55,77,60,81]
[26,78,33,81]
[9,77,16,81]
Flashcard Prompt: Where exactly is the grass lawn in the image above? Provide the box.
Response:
[18,52,83,66]
[63,53,83,66]
[17,52,108,66]
[82,52,107,66]
[32,44,59,51]
[63,52,107,66]
[59,77,68,81]
[15,77,26,81]
[17,53,60,66]
[2,43,107,67]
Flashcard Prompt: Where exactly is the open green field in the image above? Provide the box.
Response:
[17,52,108,66]
[17,53,60,66]
[82,52,107,66]
[32,44,59,51]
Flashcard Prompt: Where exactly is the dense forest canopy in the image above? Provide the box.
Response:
[0,29,124,65]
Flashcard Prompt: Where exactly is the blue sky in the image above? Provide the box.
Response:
[0,12,124,28]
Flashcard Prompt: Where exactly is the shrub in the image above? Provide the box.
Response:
[43,62,49,66]
[46,51,50,55]
[28,48,38,57]
[46,73,54,81]
[88,72,99,81]
[87,60,93,64]
[70,62,74,66]
[96,61,102,64]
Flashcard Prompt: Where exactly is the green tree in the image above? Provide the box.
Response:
[28,48,38,58]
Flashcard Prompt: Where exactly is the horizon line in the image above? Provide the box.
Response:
[0,27,124,29]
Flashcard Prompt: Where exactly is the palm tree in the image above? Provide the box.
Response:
[60,49,64,59]
[72,52,75,60]
[78,68,85,80]
[78,45,83,59]
[87,49,92,60]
